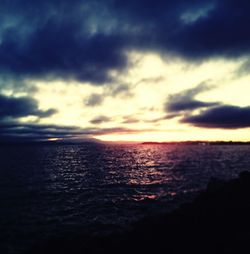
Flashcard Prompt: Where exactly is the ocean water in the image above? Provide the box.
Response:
[1,143,250,253]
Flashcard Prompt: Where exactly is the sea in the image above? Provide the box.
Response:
[1,143,250,253]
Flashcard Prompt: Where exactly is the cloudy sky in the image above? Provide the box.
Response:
[1,0,250,142]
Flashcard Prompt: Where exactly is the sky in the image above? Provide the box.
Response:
[1,0,250,142]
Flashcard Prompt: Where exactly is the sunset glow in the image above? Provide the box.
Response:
[2,2,250,253]
[1,1,250,142]
[25,54,250,142]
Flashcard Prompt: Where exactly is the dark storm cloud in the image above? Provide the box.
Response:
[1,0,250,85]
[0,94,57,120]
[110,0,250,58]
[181,105,250,129]
[165,82,219,112]
[0,0,127,84]
[0,23,126,83]
[173,0,250,58]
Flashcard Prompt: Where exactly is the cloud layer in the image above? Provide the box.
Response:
[182,105,250,129]
[1,0,250,141]
[165,82,218,112]
[165,82,250,130]
[0,94,56,120]
[1,0,250,83]
[0,122,150,142]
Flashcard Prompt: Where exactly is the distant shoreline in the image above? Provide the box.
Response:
[141,141,250,145]
[0,140,250,145]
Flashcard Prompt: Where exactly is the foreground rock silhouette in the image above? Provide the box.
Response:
[29,171,250,254]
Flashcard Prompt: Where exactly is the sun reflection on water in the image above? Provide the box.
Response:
[1,143,250,254]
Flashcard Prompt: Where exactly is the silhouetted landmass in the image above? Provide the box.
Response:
[0,138,103,146]
[142,141,250,145]
[28,171,250,254]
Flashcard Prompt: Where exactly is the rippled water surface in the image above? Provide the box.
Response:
[1,143,250,253]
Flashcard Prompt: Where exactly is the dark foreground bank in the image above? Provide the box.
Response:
[28,171,250,254]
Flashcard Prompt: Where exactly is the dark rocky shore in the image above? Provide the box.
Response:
[29,171,250,254]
